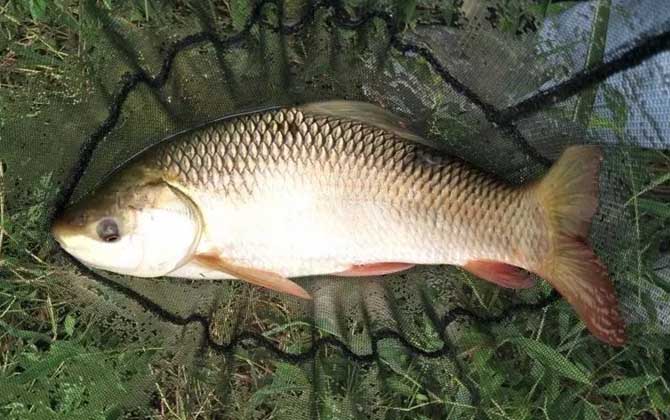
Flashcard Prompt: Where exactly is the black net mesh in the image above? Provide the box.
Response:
[1,0,669,418]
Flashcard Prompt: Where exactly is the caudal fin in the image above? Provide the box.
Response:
[534,146,626,346]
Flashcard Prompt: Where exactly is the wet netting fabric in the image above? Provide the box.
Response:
[1,0,670,418]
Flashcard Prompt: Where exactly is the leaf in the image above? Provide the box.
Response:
[29,0,48,20]
[588,86,628,138]
[386,376,417,397]
[0,319,51,342]
[546,1,581,16]
[581,401,601,420]
[528,1,580,19]
[64,313,77,337]
[230,0,252,31]
[637,198,670,219]
[250,362,310,407]
[588,116,617,130]
[603,86,628,126]
[599,375,659,396]
[105,406,123,420]
[548,391,580,420]
[509,337,591,385]
[627,172,670,205]
[649,383,670,411]
[13,342,80,384]
[398,0,417,30]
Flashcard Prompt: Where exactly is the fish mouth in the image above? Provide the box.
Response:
[51,219,66,245]
[51,221,102,269]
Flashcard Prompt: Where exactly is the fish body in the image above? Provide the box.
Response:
[52,101,626,346]
[148,106,545,279]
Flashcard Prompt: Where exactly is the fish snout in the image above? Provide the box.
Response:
[51,218,68,246]
[51,217,82,249]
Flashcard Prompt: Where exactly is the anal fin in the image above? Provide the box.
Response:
[463,260,536,289]
[193,253,311,300]
[334,262,415,277]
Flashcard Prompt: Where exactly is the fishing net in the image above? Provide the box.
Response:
[1,0,669,418]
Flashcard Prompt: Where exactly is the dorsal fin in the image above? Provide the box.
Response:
[301,101,447,151]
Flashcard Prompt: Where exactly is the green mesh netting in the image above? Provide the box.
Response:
[1,0,669,418]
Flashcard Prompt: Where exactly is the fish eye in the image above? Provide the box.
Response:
[96,218,120,243]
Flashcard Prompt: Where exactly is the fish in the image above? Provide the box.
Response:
[51,101,626,346]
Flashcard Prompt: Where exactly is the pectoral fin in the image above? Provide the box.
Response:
[193,253,312,300]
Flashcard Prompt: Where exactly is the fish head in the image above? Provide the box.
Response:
[52,174,202,277]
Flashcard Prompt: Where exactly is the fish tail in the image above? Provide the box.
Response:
[534,145,626,346]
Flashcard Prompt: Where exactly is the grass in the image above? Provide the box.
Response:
[0,0,90,105]
[1,0,670,419]
[1,160,4,266]
[1,138,668,418]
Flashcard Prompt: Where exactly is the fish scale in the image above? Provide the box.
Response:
[142,107,545,273]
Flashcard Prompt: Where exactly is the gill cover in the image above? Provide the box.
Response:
[132,182,204,277]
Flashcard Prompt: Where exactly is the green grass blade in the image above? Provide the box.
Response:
[599,375,659,396]
[509,337,591,385]
[626,172,670,206]
[637,198,670,219]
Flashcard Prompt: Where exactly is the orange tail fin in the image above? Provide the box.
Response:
[534,146,626,346]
